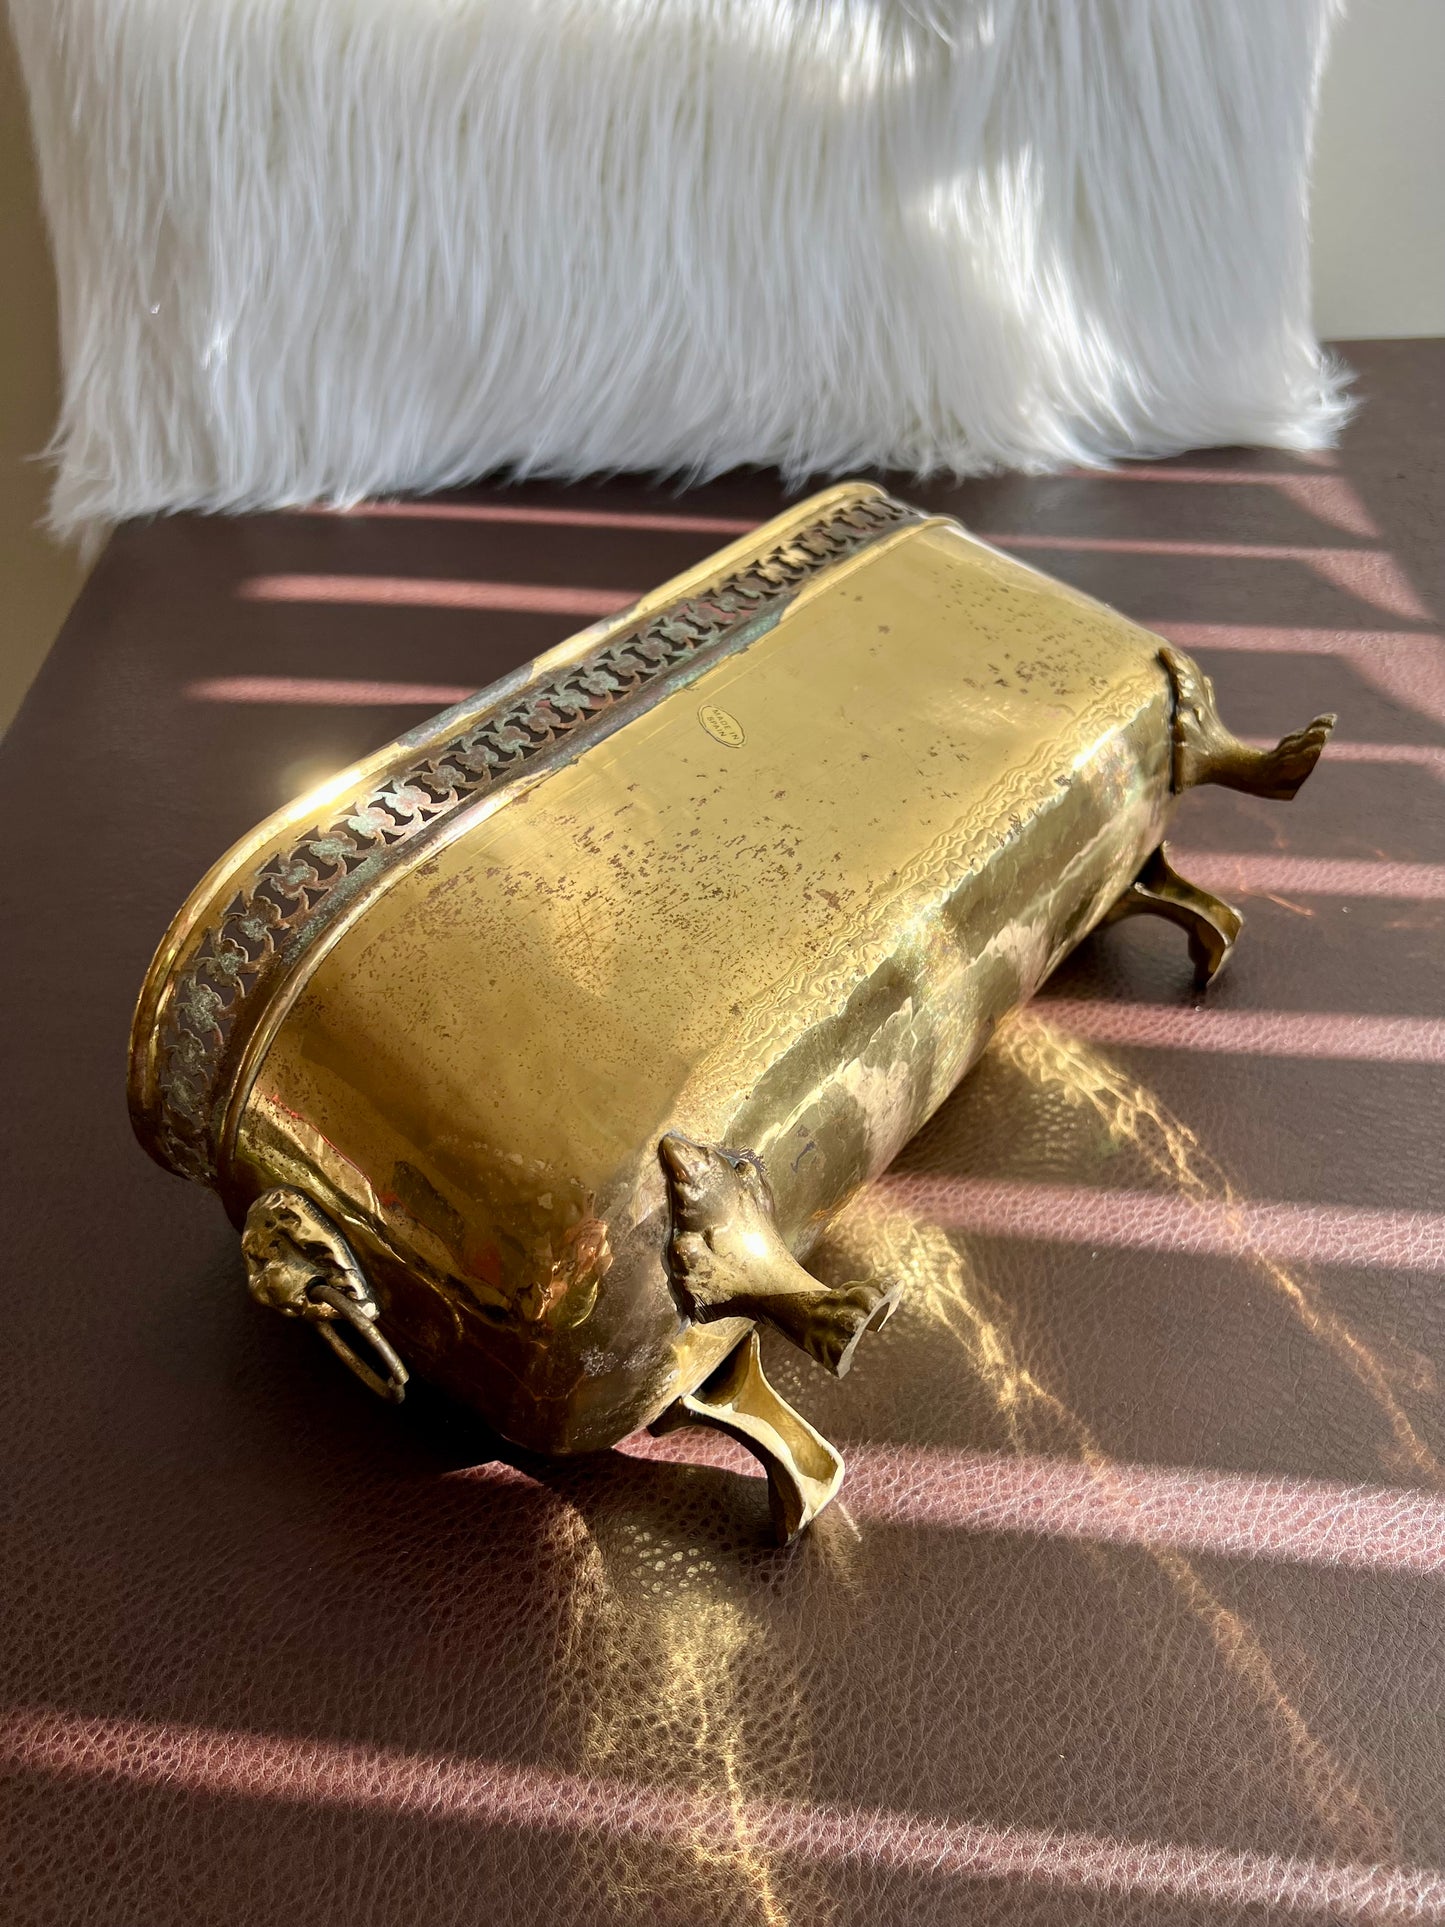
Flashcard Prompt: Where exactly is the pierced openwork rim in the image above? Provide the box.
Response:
[129,484,926,1187]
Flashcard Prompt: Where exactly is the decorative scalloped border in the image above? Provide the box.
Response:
[149,491,922,1184]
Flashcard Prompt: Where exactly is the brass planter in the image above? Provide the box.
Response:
[130,485,1332,1538]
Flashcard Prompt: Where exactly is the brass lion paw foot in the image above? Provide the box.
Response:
[660,1131,897,1377]
[1161,644,1335,799]
[776,1277,898,1376]
[1242,713,1338,800]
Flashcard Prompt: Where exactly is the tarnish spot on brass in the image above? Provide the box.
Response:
[699,704,746,749]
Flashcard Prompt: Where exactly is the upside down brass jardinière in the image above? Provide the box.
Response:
[130,485,1332,1538]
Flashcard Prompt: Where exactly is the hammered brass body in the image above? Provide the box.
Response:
[130,485,1331,1533]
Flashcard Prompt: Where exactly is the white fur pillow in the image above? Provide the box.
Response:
[12,0,1348,542]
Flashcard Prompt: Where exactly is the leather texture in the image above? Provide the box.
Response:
[2,340,1443,1926]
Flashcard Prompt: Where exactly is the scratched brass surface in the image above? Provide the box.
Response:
[223,511,1175,1453]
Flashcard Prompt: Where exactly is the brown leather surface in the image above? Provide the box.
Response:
[3,339,1443,1925]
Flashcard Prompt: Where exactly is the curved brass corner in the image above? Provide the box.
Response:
[1160,644,1335,800]
[129,485,923,1194]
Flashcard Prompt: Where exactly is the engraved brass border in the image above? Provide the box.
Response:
[140,490,923,1187]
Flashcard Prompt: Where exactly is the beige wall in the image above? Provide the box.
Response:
[1312,0,1445,339]
[1,15,84,733]
[2,1,1442,731]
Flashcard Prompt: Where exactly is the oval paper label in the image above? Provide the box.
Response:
[698,704,745,749]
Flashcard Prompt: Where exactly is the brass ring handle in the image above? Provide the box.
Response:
[304,1279,410,1404]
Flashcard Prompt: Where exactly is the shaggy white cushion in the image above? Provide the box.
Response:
[12,0,1348,542]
